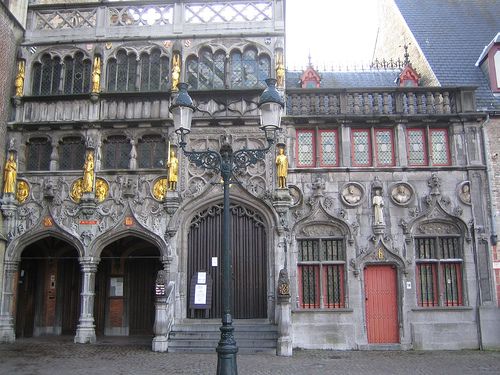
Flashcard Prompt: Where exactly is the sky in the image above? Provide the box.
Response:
[285,0,380,70]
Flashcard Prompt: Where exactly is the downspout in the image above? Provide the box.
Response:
[480,114,497,245]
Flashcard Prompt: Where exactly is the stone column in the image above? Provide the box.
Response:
[276,269,292,356]
[152,270,170,352]
[0,260,19,343]
[74,256,99,344]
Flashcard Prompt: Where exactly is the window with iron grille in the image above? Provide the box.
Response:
[350,128,395,167]
[230,48,270,89]
[102,135,131,169]
[187,49,226,90]
[407,127,450,166]
[32,54,62,95]
[296,128,339,168]
[107,50,138,92]
[26,137,51,171]
[59,137,85,170]
[63,52,91,94]
[415,236,463,307]
[139,49,169,91]
[297,238,346,309]
[138,135,165,168]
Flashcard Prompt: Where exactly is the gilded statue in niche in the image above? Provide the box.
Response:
[82,151,95,193]
[152,178,168,201]
[167,149,178,191]
[95,178,109,202]
[3,152,17,194]
[171,53,181,91]
[275,147,288,189]
[16,180,29,204]
[14,60,25,97]
[70,178,84,203]
[91,56,101,93]
[275,51,285,88]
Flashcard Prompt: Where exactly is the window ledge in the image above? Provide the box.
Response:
[292,308,353,314]
[411,306,473,312]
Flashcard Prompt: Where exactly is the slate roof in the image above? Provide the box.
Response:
[285,70,400,89]
[394,0,500,111]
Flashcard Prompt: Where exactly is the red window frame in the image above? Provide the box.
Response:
[429,128,451,166]
[296,129,316,168]
[318,129,339,167]
[298,265,320,308]
[406,128,428,166]
[374,128,395,166]
[416,263,438,307]
[350,129,372,167]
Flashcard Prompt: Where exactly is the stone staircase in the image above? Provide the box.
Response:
[168,320,278,353]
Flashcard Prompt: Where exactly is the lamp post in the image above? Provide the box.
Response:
[169,79,284,375]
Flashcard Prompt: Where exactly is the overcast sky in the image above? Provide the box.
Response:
[285,0,380,70]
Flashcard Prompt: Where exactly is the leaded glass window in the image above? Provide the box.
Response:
[319,130,338,166]
[407,128,427,166]
[296,130,315,167]
[63,52,91,94]
[351,129,371,166]
[26,137,51,171]
[107,50,138,92]
[138,135,165,168]
[430,129,450,165]
[32,54,62,95]
[374,129,394,166]
[139,49,169,91]
[186,49,226,90]
[102,135,131,169]
[59,137,85,170]
[230,49,270,89]
[298,238,345,309]
[416,236,463,307]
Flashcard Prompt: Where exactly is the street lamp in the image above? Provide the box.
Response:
[170,79,284,375]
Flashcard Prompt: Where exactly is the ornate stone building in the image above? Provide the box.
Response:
[0,0,498,352]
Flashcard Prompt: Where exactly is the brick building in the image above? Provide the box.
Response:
[0,0,498,352]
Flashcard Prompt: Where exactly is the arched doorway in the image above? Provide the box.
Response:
[16,237,81,338]
[187,203,268,319]
[94,237,162,336]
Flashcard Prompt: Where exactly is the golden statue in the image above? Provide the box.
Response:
[171,53,181,91]
[82,151,95,193]
[91,56,101,93]
[70,178,84,203]
[152,178,168,201]
[15,60,25,97]
[95,178,109,202]
[167,149,179,191]
[275,147,288,189]
[3,152,17,194]
[276,52,285,88]
[16,180,29,204]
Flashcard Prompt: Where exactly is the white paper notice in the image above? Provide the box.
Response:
[194,284,207,305]
[197,272,206,284]
[211,257,218,267]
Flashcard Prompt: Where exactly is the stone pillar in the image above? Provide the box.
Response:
[276,269,292,356]
[74,257,99,344]
[0,260,19,343]
[152,270,170,352]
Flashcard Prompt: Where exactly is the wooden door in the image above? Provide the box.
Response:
[187,204,267,319]
[16,259,38,338]
[58,257,81,334]
[364,265,399,344]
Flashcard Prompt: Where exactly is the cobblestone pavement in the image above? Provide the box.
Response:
[0,337,499,375]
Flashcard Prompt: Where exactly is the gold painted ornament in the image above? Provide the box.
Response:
[16,180,29,204]
[152,178,168,201]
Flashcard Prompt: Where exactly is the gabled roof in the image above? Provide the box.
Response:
[394,0,500,111]
[286,70,399,89]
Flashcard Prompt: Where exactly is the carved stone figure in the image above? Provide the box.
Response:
[153,178,168,201]
[276,51,285,88]
[95,178,109,202]
[372,189,385,225]
[277,268,290,297]
[392,184,411,204]
[91,56,101,93]
[16,180,29,204]
[171,53,181,91]
[70,178,84,203]
[82,151,95,193]
[459,182,471,204]
[275,147,288,189]
[3,152,17,194]
[342,184,361,205]
[167,150,179,191]
[14,60,25,97]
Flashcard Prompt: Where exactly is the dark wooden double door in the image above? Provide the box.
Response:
[187,203,268,319]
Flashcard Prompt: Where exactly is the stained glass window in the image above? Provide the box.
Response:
[230,49,270,89]
[26,137,51,171]
[102,135,131,169]
[407,128,427,166]
[298,238,345,309]
[186,49,225,90]
[32,54,62,95]
[107,50,138,92]
[319,130,337,166]
[296,130,314,167]
[139,49,169,91]
[375,129,394,166]
[138,135,164,168]
[63,52,91,94]
[59,137,85,170]
[351,129,371,166]
[430,129,450,165]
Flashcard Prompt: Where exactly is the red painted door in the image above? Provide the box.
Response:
[364,265,399,343]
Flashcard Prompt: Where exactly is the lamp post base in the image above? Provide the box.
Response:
[216,314,238,375]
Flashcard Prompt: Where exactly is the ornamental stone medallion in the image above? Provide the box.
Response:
[340,182,364,207]
[390,183,413,206]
